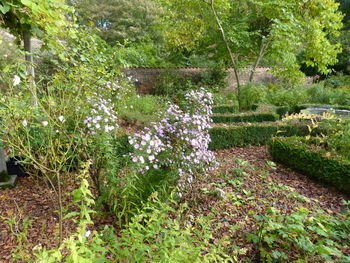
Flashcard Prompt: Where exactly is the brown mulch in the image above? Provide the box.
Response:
[183,146,349,261]
[0,176,114,263]
[0,177,76,262]
[219,145,348,213]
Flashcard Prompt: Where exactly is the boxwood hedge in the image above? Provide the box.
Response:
[268,137,350,194]
[211,113,279,123]
[212,105,238,114]
[208,123,311,150]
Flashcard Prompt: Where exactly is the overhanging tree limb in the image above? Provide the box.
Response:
[204,0,241,89]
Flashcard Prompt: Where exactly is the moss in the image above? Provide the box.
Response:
[0,170,10,182]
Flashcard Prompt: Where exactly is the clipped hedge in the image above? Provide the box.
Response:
[211,113,279,123]
[212,105,238,114]
[209,123,311,150]
[268,137,350,194]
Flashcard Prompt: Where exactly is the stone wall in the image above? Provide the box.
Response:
[120,67,280,94]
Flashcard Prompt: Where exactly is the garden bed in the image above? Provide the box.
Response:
[182,146,349,262]
[1,146,348,262]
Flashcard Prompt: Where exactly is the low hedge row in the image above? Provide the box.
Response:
[212,105,238,114]
[208,123,311,150]
[211,113,279,123]
[268,137,350,194]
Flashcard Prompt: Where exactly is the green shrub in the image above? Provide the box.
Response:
[119,95,167,125]
[275,106,289,118]
[267,86,308,108]
[153,70,193,97]
[239,83,267,110]
[209,123,311,150]
[36,193,233,263]
[323,74,350,89]
[212,92,238,105]
[268,136,350,194]
[212,105,238,114]
[306,84,350,105]
[211,113,279,123]
[306,84,334,104]
[198,63,228,92]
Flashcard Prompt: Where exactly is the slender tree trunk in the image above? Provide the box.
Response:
[249,40,269,82]
[23,30,38,105]
[57,172,63,245]
[209,0,241,89]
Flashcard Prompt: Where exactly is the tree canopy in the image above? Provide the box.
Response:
[73,0,162,45]
[0,0,72,47]
[157,0,344,82]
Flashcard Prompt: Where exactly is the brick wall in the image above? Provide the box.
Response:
[120,67,283,94]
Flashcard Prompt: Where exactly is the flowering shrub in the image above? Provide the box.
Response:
[129,88,217,189]
[83,95,118,134]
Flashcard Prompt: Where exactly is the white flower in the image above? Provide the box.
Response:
[42,121,48,126]
[58,116,65,122]
[85,230,91,238]
[22,120,28,127]
[13,75,20,86]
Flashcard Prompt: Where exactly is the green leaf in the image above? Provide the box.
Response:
[0,3,10,14]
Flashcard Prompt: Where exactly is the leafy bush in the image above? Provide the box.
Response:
[267,86,308,108]
[152,70,194,98]
[239,83,268,110]
[101,89,217,222]
[211,113,279,123]
[212,92,238,106]
[198,63,228,92]
[275,106,289,118]
[306,84,350,105]
[248,207,350,262]
[0,31,136,241]
[0,34,25,91]
[212,105,238,114]
[306,84,335,104]
[36,191,233,263]
[118,94,167,126]
[323,74,350,89]
[209,123,312,150]
[129,89,216,188]
[323,120,350,158]
[268,136,350,194]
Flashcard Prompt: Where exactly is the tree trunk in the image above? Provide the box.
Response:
[249,40,269,82]
[23,30,38,105]
[209,0,241,89]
